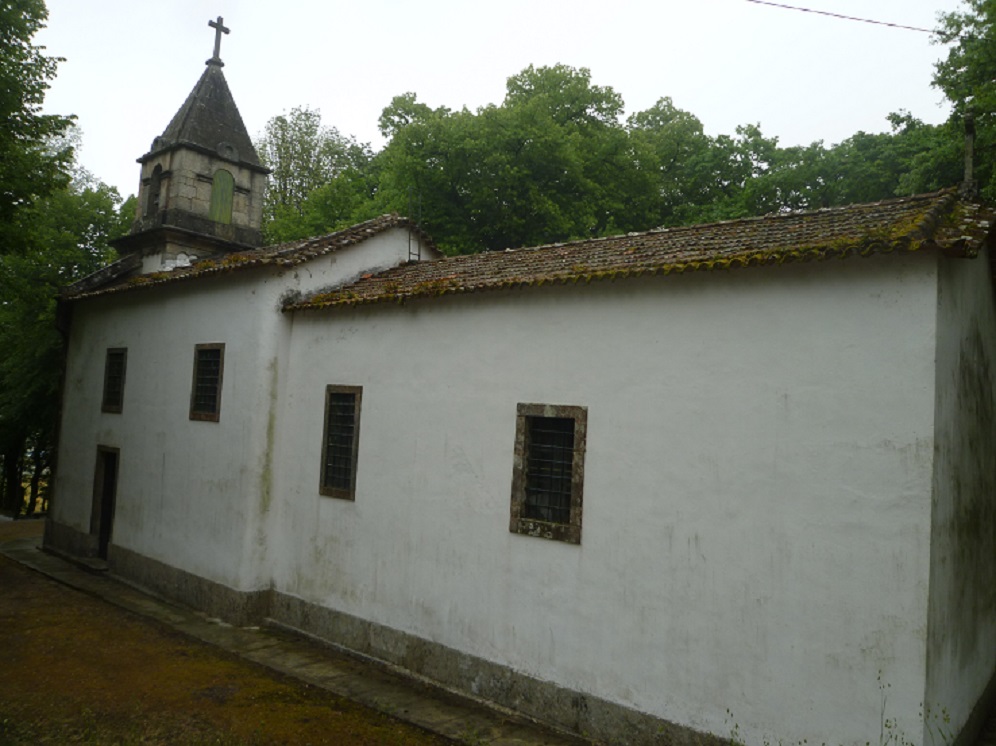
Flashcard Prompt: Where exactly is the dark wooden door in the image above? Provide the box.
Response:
[91,447,119,560]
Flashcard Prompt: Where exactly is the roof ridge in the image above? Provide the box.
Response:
[266,213,409,256]
[287,190,985,312]
[66,191,986,305]
[905,190,958,245]
[64,213,438,301]
[478,189,962,256]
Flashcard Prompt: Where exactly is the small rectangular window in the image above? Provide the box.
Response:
[101,348,127,413]
[320,385,362,500]
[190,343,225,422]
[510,403,587,544]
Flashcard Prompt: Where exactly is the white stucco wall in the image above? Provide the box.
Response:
[273,252,941,744]
[52,227,422,589]
[53,274,285,588]
[925,247,996,742]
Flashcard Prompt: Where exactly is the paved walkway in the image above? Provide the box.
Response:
[0,524,585,746]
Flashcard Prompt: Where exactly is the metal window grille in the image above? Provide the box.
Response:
[102,350,126,410]
[193,348,222,414]
[323,392,357,491]
[523,416,575,524]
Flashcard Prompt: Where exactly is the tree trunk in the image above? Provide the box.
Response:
[1,440,25,516]
[27,441,50,515]
[28,453,42,516]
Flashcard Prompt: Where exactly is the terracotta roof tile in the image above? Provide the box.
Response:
[66,214,433,301]
[287,190,994,312]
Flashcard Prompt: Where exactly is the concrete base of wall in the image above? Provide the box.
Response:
[44,518,97,558]
[109,544,270,626]
[43,521,722,744]
[267,593,722,746]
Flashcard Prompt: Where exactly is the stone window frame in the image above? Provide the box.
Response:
[189,343,225,422]
[509,403,587,545]
[319,385,363,500]
[101,348,127,414]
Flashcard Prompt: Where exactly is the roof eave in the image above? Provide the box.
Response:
[137,139,271,175]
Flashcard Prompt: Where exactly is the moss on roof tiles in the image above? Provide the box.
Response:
[65,191,993,307]
[65,214,433,301]
[288,190,994,312]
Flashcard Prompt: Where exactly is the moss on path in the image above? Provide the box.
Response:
[0,520,449,745]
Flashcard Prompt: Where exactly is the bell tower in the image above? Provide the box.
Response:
[113,17,269,272]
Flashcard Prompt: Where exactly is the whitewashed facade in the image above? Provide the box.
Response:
[48,202,996,744]
[45,39,996,746]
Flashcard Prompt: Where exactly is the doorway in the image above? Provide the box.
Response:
[90,446,119,560]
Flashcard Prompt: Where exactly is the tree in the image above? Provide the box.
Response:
[504,64,623,128]
[378,92,438,139]
[0,0,74,253]
[934,0,996,197]
[0,0,77,515]
[255,106,371,243]
[372,65,640,253]
[934,1,996,120]
[627,98,719,226]
[0,165,129,515]
[260,58,971,253]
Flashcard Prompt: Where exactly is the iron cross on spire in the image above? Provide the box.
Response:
[208,16,230,60]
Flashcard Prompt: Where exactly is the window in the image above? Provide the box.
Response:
[101,348,127,413]
[144,164,162,217]
[509,403,587,544]
[189,344,225,421]
[320,385,362,500]
[209,169,234,224]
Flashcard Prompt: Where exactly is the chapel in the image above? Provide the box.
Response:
[45,17,996,746]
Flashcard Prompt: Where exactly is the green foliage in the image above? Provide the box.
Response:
[0,163,128,513]
[933,0,996,197]
[0,0,74,250]
[378,92,438,139]
[373,66,640,254]
[505,64,624,127]
[720,115,961,217]
[364,64,965,254]
[260,46,978,253]
[0,0,78,513]
[626,97,712,225]
[255,106,372,243]
[933,0,996,120]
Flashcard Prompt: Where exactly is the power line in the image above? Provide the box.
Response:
[745,0,935,34]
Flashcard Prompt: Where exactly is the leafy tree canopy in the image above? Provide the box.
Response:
[0,143,130,513]
[260,46,977,254]
[0,0,74,248]
[255,106,372,243]
[934,0,996,197]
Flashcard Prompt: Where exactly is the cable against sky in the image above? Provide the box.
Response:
[745,0,935,34]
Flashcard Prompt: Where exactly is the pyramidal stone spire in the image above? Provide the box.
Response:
[114,16,270,272]
[148,54,263,172]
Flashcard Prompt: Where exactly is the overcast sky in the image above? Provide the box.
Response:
[37,0,965,199]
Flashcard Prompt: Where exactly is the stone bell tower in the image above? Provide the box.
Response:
[113,17,269,272]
